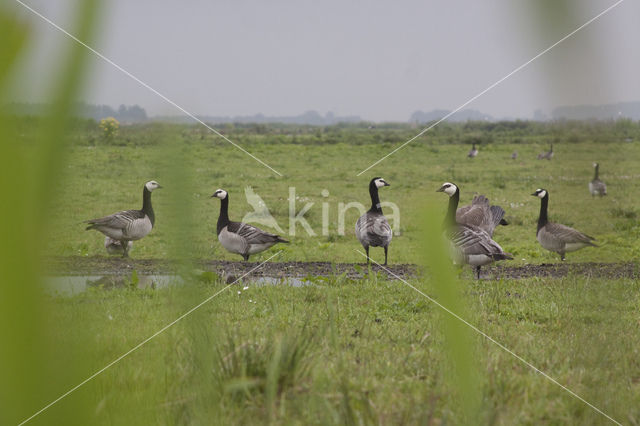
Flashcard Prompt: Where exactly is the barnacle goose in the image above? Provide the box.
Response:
[85,180,162,257]
[212,189,288,261]
[532,188,597,260]
[437,182,512,279]
[355,177,393,265]
[104,237,133,255]
[456,194,508,237]
[537,144,553,160]
[468,143,478,158]
[589,163,607,197]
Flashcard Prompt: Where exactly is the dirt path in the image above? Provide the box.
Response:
[46,257,640,280]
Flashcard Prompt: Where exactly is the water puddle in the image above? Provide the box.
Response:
[46,275,181,295]
[46,274,309,295]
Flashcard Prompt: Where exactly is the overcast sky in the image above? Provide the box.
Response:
[10,0,640,121]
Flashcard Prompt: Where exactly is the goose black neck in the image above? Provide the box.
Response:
[142,186,155,226]
[445,187,460,227]
[217,196,230,235]
[594,164,599,180]
[369,182,382,213]
[537,194,549,231]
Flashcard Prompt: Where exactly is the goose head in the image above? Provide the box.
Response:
[145,180,162,192]
[593,162,599,168]
[531,188,548,199]
[211,189,228,199]
[436,182,458,197]
[370,177,390,188]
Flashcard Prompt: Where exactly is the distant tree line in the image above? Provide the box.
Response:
[5,102,147,123]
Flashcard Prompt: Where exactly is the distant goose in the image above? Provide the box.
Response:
[537,144,553,160]
[532,188,597,260]
[212,189,288,261]
[356,177,393,265]
[456,194,508,237]
[468,143,478,158]
[437,182,512,279]
[589,163,607,197]
[511,151,518,160]
[85,180,162,257]
[105,237,132,255]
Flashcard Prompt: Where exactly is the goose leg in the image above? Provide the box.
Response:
[383,245,388,266]
[365,246,370,265]
[121,240,129,258]
[560,253,566,261]
[476,266,481,280]
[242,254,250,262]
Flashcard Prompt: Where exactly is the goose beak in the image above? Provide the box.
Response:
[157,185,163,189]
[384,181,390,186]
[436,186,445,192]
[530,192,538,196]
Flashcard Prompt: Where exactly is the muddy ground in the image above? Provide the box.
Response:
[46,257,640,281]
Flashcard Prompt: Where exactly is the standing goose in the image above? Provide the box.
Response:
[589,163,607,197]
[212,189,288,261]
[356,177,393,265]
[85,180,162,257]
[537,144,553,160]
[467,143,478,158]
[456,194,508,237]
[511,151,518,160]
[437,182,512,279]
[532,188,597,260]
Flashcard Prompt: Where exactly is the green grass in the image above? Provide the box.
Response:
[37,120,640,264]
[29,273,640,425]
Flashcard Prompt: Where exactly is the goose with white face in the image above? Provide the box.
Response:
[436,182,458,197]
[532,189,547,198]
[211,189,228,199]
[145,180,162,192]
[374,178,390,188]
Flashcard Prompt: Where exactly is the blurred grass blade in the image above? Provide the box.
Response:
[420,199,482,423]
[0,1,99,425]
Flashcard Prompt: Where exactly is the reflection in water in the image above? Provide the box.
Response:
[46,274,308,296]
[46,275,181,296]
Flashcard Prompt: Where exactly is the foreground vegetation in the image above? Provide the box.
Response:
[29,272,640,425]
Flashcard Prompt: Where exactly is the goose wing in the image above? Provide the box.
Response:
[85,209,145,230]
[227,221,287,244]
[448,225,511,259]
[456,195,505,236]
[544,222,596,244]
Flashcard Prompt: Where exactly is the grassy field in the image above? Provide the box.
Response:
[11,120,640,425]
[33,272,640,425]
